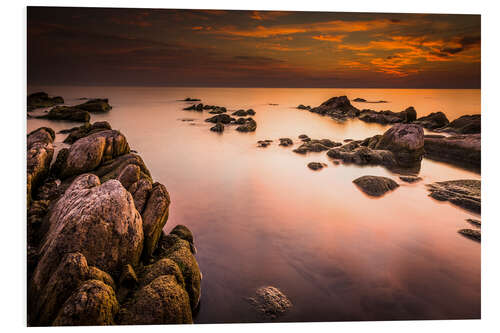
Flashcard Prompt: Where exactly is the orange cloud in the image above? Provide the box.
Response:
[312,34,346,42]
[250,11,290,21]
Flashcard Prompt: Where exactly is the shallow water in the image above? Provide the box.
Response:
[27,87,481,323]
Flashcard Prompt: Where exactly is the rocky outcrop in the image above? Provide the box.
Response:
[424,134,480,171]
[293,139,341,154]
[353,175,399,197]
[374,123,424,168]
[413,112,449,130]
[53,280,119,326]
[62,121,112,144]
[308,96,360,121]
[27,127,55,207]
[28,92,64,111]
[426,179,481,213]
[437,114,480,134]
[236,118,257,132]
[248,286,292,319]
[358,107,417,125]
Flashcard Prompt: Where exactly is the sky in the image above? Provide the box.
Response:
[27,7,481,88]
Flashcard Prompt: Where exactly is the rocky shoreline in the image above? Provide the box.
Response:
[27,112,201,325]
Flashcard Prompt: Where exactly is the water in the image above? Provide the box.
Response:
[27,87,481,323]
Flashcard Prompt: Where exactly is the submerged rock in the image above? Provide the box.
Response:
[182,97,201,102]
[307,162,326,170]
[297,104,311,110]
[424,133,480,171]
[426,179,481,213]
[353,175,399,197]
[248,286,292,319]
[279,138,293,146]
[353,97,388,103]
[458,229,481,242]
[257,140,271,147]
[210,122,224,132]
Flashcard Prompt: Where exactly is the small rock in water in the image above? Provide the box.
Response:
[353,175,399,197]
[399,175,422,183]
[307,162,326,170]
[279,138,293,146]
[257,140,271,148]
[466,218,481,227]
[458,228,481,242]
[248,286,292,319]
[210,122,224,132]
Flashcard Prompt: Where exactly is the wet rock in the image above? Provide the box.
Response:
[118,275,192,325]
[53,280,119,326]
[31,174,144,305]
[205,114,235,124]
[28,92,64,111]
[257,140,271,147]
[58,130,130,179]
[43,106,91,122]
[27,127,55,207]
[426,179,481,213]
[466,218,481,227]
[236,118,257,132]
[458,229,481,242]
[375,123,424,168]
[248,286,292,319]
[437,114,480,134]
[141,182,171,260]
[294,139,342,154]
[298,134,310,141]
[75,98,112,113]
[210,122,224,132]
[424,133,480,171]
[327,145,398,169]
[399,175,422,183]
[413,112,449,130]
[307,162,326,170]
[308,96,360,120]
[359,107,416,125]
[128,178,152,214]
[62,121,112,144]
[279,138,293,146]
[353,175,399,197]
[140,258,185,288]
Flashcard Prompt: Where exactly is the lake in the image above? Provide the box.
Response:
[27,86,481,323]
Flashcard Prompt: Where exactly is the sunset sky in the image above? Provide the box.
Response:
[27,7,480,88]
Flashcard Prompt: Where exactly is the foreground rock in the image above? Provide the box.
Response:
[353,175,399,197]
[426,179,481,213]
[424,134,480,171]
[374,123,424,167]
[257,140,272,147]
[458,229,481,242]
[28,92,64,111]
[27,128,55,207]
[308,96,360,121]
[248,286,292,319]
[61,121,112,144]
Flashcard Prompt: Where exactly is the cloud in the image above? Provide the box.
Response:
[250,11,290,21]
[312,34,346,42]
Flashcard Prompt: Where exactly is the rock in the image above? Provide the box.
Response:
[31,174,144,307]
[29,252,91,325]
[246,109,256,115]
[208,108,227,114]
[297,104,311,110]
[257,140,271,147]
[92,153,152,185]
[426,179,481,213]
[183,97,200,101]
[248,286,292,319]
[156,233,201,310]
[119,264,138,289]
[118,275,192,324]
[128,178,153,213]
[358,107,416,124]
[63,121,112,144]
[205,114,235,124]
[413,112,449,129]
[279,138,293,146]
[170,225,194,245]
[293,139,341,154]
[232,109,248,116]
[375,123,424,168]
[236,118,257,132]
[75,99,112,113]
[438,114,480,134]
[308,96,360,120]
[307,162,326,170]
[183,103,204,111]
[234,117,246,125]
[298,134,309,140]
[210,122,224,132]
[58,130,130,179]
[353,175,399,197]
[140,258,185,288]
[399,175,422,183]
[458,229,481,242]
[424,134,480,171]
[27,128,55,207]
[141,182,171,260]
[28,92,64,111]
[353,98,367,102]
[466,218,481,227]
[53,280,119,326]
[88,266,116,291]
[117,164,140,190]
[327,145,398,169]
[44,106,91,122]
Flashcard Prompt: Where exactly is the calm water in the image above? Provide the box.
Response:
[27,87,481,323]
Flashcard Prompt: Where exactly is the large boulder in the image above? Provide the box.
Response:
[438,114,480,134]
[353,175,399,197]
[375,123,424,167]
[424,134,480,171]
[141,183,171,260]
[57,130,130,179]
[31,174,144,305]
[309,96,360,120]
[426,179,481,213]
[413,112,449,129]
[118,275,193,324]
[53,280,119,326]
[27,127,55,207]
